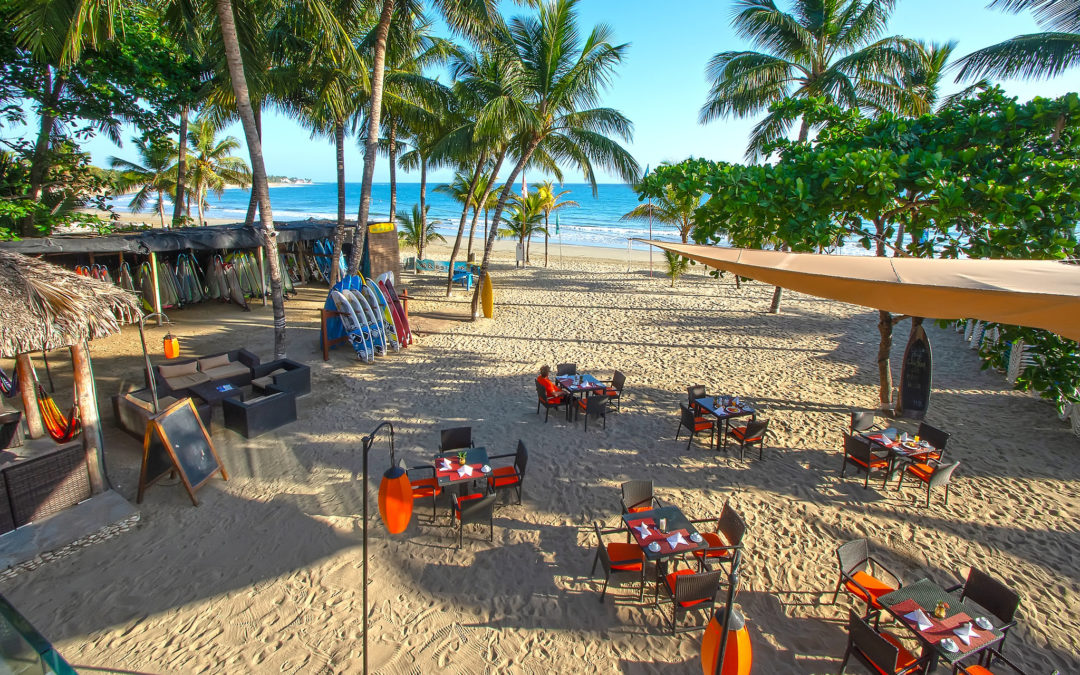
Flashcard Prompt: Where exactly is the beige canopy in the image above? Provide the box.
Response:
[641,240,1080,342]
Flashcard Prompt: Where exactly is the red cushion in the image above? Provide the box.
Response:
[546,396,564,405]
[626,504,652,514]
[692,531,734,559]
[665,569,709,607]
[730,426,762,443]
[849,455,889,469]
[488,466,520,488]
[607,542,644,570]
[411,478,441,499]
[907,462,935,481]
[958,667,992,675]
[603,388,618,396]
[843,570,896,608]
[879,632,919,674]
[453,492,484,519]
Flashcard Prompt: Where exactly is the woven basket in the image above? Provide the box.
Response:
[0,473,14,534]
[4,443,90,527]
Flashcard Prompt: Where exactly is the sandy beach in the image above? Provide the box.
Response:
[1,248,1077,674]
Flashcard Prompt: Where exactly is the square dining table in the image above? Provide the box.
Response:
[879,578,1006,670]
[558,374,607,419]
[859,429,941,482]
[622,505,707,601]
[695,397,756,450]
[433,447,491,490]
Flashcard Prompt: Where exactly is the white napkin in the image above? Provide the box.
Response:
[457,464,473,478]
[905,609,933,631]
[666,532,688,549]
[635,523,651,539]
[439,459,452,471]
[954,623,976,645]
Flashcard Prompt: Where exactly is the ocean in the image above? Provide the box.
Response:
[107,181,871,255]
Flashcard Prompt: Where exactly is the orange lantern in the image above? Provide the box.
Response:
[378,465,413,534]
[701,609,752,675]
[163,333,180,359]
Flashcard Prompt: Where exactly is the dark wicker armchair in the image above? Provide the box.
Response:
[591,522,646,602]
[838,611,925,675]
[840,433,891,489]
[487,440,528,505]
[620,479,659,514]
[439,426,474,451]
[833,539,902,618]
[691,501,746,571]
[660,564,724,634]
[451,489,496,548]
[676,403,714,451]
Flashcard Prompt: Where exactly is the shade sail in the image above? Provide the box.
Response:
[640,240,1080,342]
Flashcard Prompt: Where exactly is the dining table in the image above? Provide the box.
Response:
[859,428,941,481]
[879,578,1007,670]
[557,374,606,419]
[695,396,756,450]
[621,505,707,601]
[433,447,491,494]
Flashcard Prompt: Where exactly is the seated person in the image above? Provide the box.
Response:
[537,365,571,404]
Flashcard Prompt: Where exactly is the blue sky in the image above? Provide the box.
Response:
[86,0,1078,185]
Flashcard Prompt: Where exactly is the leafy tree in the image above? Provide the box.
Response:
[109,135,178,227]
[185,115,251,225]
[662,250,692,287]
[499,190,545,263]
[621,182,699,243]
[397,203,444,260]
[956,0,1080,80]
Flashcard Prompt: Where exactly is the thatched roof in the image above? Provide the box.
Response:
[0,250,142,358]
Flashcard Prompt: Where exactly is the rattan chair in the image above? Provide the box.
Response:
[591,522,646,602]
[556,363,577,376]
[487,440,528,505]
[915,422,950,461]
[576,395,608,431]
[408,464,441,523]
[953,647,1029,674]
[620,480,659,514]
[600,371,626,412]
[439,426,474,451]
[660,564,724,634]
[946,568,1021,660]
[691,501,746,571]
[687,384,707,412]
[535,380,570,422]
[726,418,769,460]
[833,539,902,618]
[676,403,714,451]
[897,460,960,507]
[451,489,496,548]
[838,611,925,674]
[850,411,879,433]
[840,433,891,489]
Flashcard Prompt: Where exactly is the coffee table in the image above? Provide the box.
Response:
[189,381,245,407]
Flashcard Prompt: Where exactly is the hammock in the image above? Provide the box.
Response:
[37,384,81,443]
[0,365,17,398]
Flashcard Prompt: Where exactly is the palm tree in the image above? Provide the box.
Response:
[700,0,922,160]
[397,203,445,260]
[620,184,699,243]
[109,137,178,228]
[863,41,991,116]
[186,115,252,225]
[501,190,546,264]
[470,0,640,317]
[536,181,578,266]
[956,0,1080,80]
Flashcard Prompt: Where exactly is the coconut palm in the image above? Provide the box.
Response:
[470,0,640,317]
[662,251,692,287]
[700,0,923,160]
[956,0,1080,80]
[500,190,546,263]
[109,137,178,228]
[397,203,445,261]
[863,40,992,115]
[536,181,578,266]
[185,115,251,225]
[620,184,699,243]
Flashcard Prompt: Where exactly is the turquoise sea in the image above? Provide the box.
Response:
[108,181,871,255]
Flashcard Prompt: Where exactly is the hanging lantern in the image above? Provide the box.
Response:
[378,465,413,534]
[163,333,180,359]
[701,609,752,675]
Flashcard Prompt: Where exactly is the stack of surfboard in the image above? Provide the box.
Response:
[324,273,412,362]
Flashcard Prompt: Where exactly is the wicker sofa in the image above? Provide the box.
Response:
[111,388,212,439]
[223,386,297,438]
[251,359,311,397]
[153,349,260,398]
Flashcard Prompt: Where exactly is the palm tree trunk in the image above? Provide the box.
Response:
[196,186,204,225]
[765,117,811,314]
[244,103,262,226]
[446,154,486,296]
[457,150,505,295]
[330,120,346,286]
[348,0,395,275]
[388,116,398,220]
[418,159,427,263]
[471,139,540,318]
[172,104,188,226]
[873,216,893,408]
[215,0,287,359]
[22,70,63,237]
[157,192,165,228]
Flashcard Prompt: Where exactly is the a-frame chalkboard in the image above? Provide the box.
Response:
[898,323,933,420]
[137,398,228,506]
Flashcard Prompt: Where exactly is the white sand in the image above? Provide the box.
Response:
[1,250,1077,673]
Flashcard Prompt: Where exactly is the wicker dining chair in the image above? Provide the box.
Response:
[833,539,902,619]
[408,464,442,523]
[850,411,880,433]
[726,418,770,460]
[487,440,528,505]
[953,648,1029,674]
[577,395,608,431]
[620,480,659,514]
[451,489,497,548]
[838,610,925,675]
[687,384,707,412]
[661,564,724,634]
[946,567,1021,660]
[535,380,571,422]
[556,363,577,376]
[676,403,715,451]
[691,501,746,571]
[600,371,626,412]
[439,426,474,451]
[897,460,960,507]
[915,422,950,461]
[591,522,646,602]
[840,433,891,489]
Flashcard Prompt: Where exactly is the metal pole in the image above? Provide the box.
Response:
[361,421,395,675]
[138,312,171,413]
[714,550,741,675]
[149,252,163,326]
[648,196,653,278]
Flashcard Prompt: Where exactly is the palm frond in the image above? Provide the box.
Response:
[990,0,1080,32]
[954,32,1080,80]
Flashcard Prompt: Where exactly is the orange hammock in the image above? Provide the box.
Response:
[37,384,81,443]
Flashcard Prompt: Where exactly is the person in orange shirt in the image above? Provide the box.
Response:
[537,365,571,405]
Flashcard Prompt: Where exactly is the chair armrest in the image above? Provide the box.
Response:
[408,464,435,477]
[944,581,964,594]
[235,348,260,369]
[868,556,903,587]
[839,569,877,601]
[488,452,515,460]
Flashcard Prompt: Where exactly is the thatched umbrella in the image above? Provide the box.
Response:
[0,250,141,494]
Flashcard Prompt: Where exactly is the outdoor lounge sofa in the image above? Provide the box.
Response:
[111,388,212,439]
[222,386,298,439]
[251,358,311,397]
[153,349,260,397]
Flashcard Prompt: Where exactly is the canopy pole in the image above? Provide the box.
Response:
[70,342,105,495]
[259,246,267,307]
[149,252,163,326]
[15,353,42,439]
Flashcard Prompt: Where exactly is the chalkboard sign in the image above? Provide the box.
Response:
[137,398,228,505]
[899,323,933,420]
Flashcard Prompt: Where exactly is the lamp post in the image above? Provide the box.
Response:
[702,550,752,675]
[360,422,412,675]
[137,312,172,414]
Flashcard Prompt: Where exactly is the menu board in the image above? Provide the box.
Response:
[899,324,933,420]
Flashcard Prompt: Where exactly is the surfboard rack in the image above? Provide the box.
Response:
[320,308,350,361]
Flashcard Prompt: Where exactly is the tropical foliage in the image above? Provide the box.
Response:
[109,136,178,227]
[397,203,444,260]
[956,0,1080,81]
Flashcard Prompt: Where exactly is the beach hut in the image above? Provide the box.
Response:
[0,250,140,517]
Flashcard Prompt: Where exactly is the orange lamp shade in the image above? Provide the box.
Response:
[701,610,752,675]
[378,466,413,534]
[163,334,180,359]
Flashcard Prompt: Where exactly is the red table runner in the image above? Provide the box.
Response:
[435,460,485,481]
[890,599,997,654]
[627,518,695,553]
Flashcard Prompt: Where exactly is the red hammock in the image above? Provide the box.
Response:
[37,384,80,443]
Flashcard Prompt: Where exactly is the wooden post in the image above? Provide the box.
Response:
[297,244,309,284]
[15,353,42,439]
[258,246,267,307]
[149,252,163,326]
[70,343,105,495]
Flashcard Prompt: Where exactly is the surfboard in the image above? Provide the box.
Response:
[346,287,385,356]
[481,272,494,319]
[362,278,399,351]
[313,240,330,283]
[349,276,391,353]
[223,263,250,311]
[378,278,411,346]
[331,290,373,362]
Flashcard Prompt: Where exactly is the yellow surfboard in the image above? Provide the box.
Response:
[481,272,494,319]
